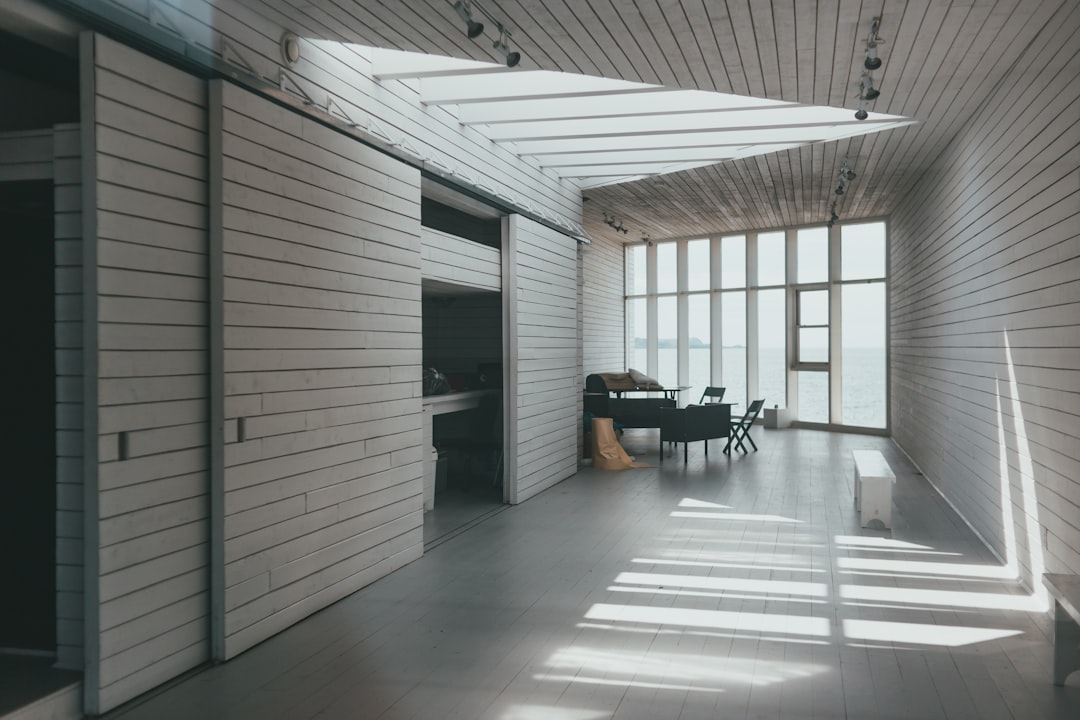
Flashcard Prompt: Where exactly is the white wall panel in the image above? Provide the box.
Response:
[582,234,626,374]
[89,35,210,712]
[217,82,424,658]
[890,3,1080,587]
[505,215,581,503]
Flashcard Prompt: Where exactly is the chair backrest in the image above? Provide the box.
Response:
[698,386,726,404]
[737,398,765,425]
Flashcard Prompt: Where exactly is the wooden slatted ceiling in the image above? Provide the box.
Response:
[238,0,1065,239]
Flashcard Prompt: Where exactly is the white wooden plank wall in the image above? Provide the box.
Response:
[218,82,424,658]
[506,215,581,504]
[421,227,501,292]
[581,234,626,373]
[422,294,502,373]
[91,36,211,711]
[98,0,581,230]
[54,122,84,671]
[889,3,1080,585]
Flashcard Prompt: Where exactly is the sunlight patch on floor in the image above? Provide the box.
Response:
[585,603,832,636]
[842,618,1022,647]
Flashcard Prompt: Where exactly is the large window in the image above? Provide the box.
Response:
[758,288,786,409]
[841,222,888,428]
[624,222,888,430]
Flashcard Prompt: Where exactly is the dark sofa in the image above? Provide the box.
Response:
[659,404,732,462]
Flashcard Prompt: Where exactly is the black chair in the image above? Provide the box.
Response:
[698,386,726,404]
[724,399,765,454]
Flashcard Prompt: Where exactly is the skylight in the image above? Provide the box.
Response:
[372,47,916,188]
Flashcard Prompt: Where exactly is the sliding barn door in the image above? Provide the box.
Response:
[503,215,581,504]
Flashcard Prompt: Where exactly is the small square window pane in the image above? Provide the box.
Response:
[799,328,828,363]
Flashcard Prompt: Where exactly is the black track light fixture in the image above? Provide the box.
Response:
[864,45,882,71]
[835,185,846,195]
[459,0,523,67]
[453,1,485,39]
[864,17,884,70]
[859,74,880,102]
[493,33,520,67]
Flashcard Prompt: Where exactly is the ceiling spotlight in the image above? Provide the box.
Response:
[840,159,857,182]
[864,44,882,70]
[859,74,880,101]
[835,185,846,195]
[854,109,868,120]
[493,34,520,67]
[453,1,485,38]
[864,17,884,70]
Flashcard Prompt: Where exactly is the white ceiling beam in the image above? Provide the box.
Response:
[370,47,508,80]
[418,72,661,104]
[457,90,788,125]
[536,146,753,167]
[484,106,894,141]
[509,121,908,155]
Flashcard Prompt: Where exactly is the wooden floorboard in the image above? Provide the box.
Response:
[103,429,1080,719]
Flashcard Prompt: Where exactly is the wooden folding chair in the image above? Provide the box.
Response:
[698,386,726,404]
[724,399,765,454]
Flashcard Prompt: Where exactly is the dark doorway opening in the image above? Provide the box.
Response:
[0,180,57,653]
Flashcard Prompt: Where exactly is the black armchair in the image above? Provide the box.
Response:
[659,404,732,463]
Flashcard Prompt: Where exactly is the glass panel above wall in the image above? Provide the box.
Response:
[722,235,746,289]
[797,227,828,284]
[757,231,786,287]
[842,222,887,280]
[688,239,710,291]
[657,242,676,294]
[626,244,646,296]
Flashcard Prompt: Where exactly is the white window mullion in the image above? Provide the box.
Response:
[647,241,658,378]
[710,236,723,387]
[677,240,689,405]
[829,222,842,425]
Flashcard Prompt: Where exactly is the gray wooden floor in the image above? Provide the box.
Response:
[106,429,1079,719]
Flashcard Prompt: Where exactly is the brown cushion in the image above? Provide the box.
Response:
[628,368,662,389]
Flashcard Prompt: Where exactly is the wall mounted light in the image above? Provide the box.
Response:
[453,1,485,38]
